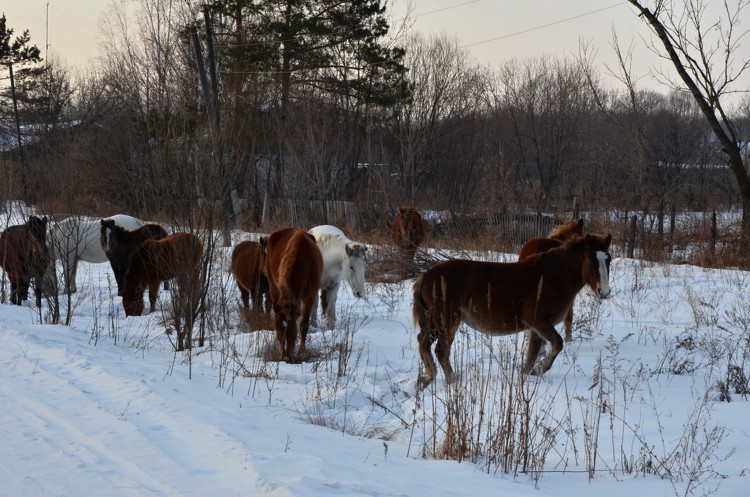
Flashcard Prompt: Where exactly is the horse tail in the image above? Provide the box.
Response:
[412,272,427,330]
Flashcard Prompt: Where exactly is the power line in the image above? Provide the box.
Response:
[461,2,626,48]
[414,0,480,19]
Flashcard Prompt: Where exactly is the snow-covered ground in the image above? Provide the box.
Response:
[1,206,749,497]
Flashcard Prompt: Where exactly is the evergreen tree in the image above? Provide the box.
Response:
[209,0,409,111]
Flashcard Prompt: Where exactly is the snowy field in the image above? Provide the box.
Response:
[1,207,749,497]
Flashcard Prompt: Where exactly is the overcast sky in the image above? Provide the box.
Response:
[4,1,749,101]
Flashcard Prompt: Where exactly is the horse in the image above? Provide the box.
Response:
[230,240,271,319]
[308,225,367,329]
[260,227,323,362]
[46,215,145,294]
[121,232,203,350]
[518,218,585,341]
[413,233,612,388]
[0,216,49,307]
[391,206,425,275]
[100,220,169,296]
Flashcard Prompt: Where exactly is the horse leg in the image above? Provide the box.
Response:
[9,274,21,305]
[66,258,78,293]
[564,305,574,342]
[19,278,30,301]
[324,282,339,329]
[416,306,439,387]
[528,323,564,375]
[34,274,44,308]
[148,280,159,312]
[310,291,321,328]
[435,321,459,384]
[239,284,250,309]
[300,296,315,356]
[110,260,124,296]
[522,330,544,375]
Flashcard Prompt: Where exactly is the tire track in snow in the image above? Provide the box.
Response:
[0,326,281,496]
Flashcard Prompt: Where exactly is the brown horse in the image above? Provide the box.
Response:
[231,240,271,319]
[391,206,425,275]
[100,220,169,296]
[260,227,323,362]
[0,216,49,307]
[518,218,584,341]
[122,232,203,350]
[413,233,612,387]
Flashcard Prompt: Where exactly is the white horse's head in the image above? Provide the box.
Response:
[344,243,367,298]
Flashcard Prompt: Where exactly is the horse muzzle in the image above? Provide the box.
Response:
[597,287,611,299]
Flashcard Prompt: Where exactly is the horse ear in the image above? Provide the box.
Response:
[604,234,612,247]
[259,236,268,254]
[577,218,584,229]
[345,243,353,257]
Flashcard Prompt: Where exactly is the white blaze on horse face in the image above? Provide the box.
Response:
[595,251,611,298]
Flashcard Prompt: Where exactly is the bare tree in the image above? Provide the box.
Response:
[626,0,750,245]
[493,56,598,213]
[388,33,490,206]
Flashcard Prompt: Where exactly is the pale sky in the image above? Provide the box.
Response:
[4,0,749,99]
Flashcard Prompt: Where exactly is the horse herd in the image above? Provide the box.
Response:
[0,209,613,386]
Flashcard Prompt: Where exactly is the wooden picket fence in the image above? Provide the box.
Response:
[260,196,557,248]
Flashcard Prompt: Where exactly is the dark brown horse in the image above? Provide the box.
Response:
[122,232,203,350]
[518,218,584,341]
[100,219,169,296]
[391,206,425,275]
[231,240,271,319]
[413,233,612,387]
[260,227,323,362]
[0,216,49,307]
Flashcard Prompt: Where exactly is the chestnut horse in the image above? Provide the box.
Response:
[122,232,203,350]
[391,206,425,275]
[518,218,584,341]
[413,233,612,387]
[230,240,271,319]
[260,227,323,361]
[100,220,169,296]
[0,216,49,307]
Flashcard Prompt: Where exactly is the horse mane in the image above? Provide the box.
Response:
[548,219,584,241]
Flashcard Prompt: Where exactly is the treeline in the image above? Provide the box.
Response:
[1,1,749,228]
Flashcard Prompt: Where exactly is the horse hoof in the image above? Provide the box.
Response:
[417,375,434,389]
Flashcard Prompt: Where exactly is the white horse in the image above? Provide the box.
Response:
[308,225,367,329]
[46,214,145,293]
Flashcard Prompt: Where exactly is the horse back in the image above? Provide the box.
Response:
[231,240,267,290]
[264,228,323,306]
[414,257,565,334]
[133,232,203,282]
[519,237,562,261]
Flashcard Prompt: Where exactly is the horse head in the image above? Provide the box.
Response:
[100,219,117,252]
[344,243,367,298]
[26,215,48,246]
[581,233,612,299]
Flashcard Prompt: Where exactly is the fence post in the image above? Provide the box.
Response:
[668,205,676,254]
[711,210,717,256]
[628,215,637,258]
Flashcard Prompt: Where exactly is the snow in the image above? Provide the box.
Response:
[2,209,749,496]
